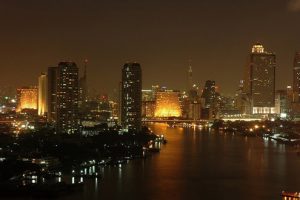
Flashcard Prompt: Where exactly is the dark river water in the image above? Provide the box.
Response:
[61,123,300,200]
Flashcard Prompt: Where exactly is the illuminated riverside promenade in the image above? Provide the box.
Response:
[142,118,209,123]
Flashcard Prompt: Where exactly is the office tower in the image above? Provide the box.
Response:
[38,73,48,116]
[121,62,142,132]
[293,52,300,102]
[79,59,88,106]
[47,67,58,121]
[201,80,216,108]
[248,43,276,114]
[56,62,79,134]
[16,87,38,112]
[47,62,79,133]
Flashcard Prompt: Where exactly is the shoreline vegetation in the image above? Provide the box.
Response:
[0,126,166,198]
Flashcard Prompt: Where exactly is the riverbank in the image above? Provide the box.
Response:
[0,126,167,198]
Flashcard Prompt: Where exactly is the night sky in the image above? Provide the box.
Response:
[1,0,300,96]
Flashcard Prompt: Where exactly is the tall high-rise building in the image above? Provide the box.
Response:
[56,62,79,134]
[187,62,193,91]
[47,62,79,133]
[79,59,88,106]
[201,80,216,108]
[293,52,300,102]
[247,43,276,114]
[121,62,142,132]
[47,67,58,121]
[38,73,48,116]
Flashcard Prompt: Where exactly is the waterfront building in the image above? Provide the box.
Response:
[142,89,156,118]
[121,62,142,132]
[275,90,289,118]
[188,101,201,120]
[179,92,190,119]
[246,43,276,115]
[142,101,155,118]
[201,80,216,108]
[154,90,182,118]
[38,73,48,116]
[16,86,38,112]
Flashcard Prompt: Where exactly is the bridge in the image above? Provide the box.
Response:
[142,119,210,124]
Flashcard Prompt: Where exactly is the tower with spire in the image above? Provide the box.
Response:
[187,59,193,91]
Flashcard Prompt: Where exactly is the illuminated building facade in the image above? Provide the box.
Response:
[46,62,80,134]
[17,87,38,112]
[248,43,276,114]
[121,62,142,132]
[293,52,300,102]
[154,90,181,117]
[56,62,79,134]
[38,73,48,116]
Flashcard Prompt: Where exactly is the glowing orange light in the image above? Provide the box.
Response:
[154,91,181,117]
[17,88,38,112]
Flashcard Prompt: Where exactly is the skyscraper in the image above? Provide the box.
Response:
[247,43,276,114]
[38,73,48,116]
[187,62,193,91]
[79,59,88,106]
[121,62,142,132]
[201,80,216,108]
[47,67,58,121]
[293,52,300,102]
[56,62,79,134]
[47,62,79,133]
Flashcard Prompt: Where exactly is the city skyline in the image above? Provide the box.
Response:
[0,1,300,95]
[2,2,300,199]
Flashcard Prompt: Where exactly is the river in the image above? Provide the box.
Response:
[61,123,300,200]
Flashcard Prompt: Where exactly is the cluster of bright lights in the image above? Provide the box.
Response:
[17,88,38,112]
[154,91,182,117]
[12,120,35,134]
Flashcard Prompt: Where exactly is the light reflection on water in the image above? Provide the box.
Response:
[59,123,300,200]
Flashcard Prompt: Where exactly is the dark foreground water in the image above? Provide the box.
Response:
[61,123,300,200]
